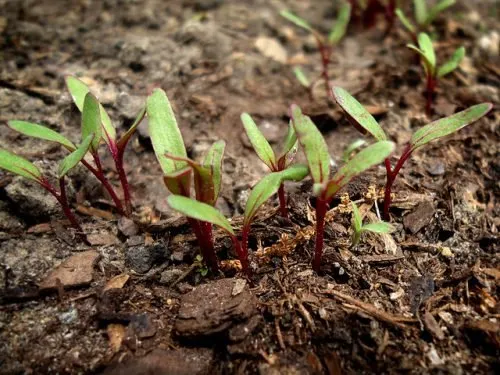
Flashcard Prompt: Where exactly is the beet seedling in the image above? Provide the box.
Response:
[407,32,465,115]
[290,105,395,272]
[333,86,492,220]
[147,88,226,273]
[167,166,309,276]
[0,133,94,242]
[280,2,351,100]
[8,77,146,216]
[241,113,300,218]
[351,201,394,246]
[396,0,455,40]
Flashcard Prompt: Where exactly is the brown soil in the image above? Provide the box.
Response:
[0,0,499,374]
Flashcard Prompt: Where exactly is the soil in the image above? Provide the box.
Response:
[0,0,499,374]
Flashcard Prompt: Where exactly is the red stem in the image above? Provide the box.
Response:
[312,197,328,272]
[383,144,412,220]
[277,184,288,218]
[187,218,218,273]
[319,43,333,102]
[231,235,250,276]
[115,149,132,215]
[426,74,436,116]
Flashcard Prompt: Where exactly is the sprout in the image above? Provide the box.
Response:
[351,202,394,246]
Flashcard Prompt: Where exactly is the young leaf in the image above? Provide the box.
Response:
[426,0,455,25]
[8,121,76,151]
[291,105,330,185]
[167,195,234,235]
[65,76,116,143]
[410,103,492,152]
[279,164,309,182]
[342,139,367,162]
[203,140,226,203]
[280,10,314,33]
[351,202,363,234]
[325,141,395,199]
[395,8,416,33]
[243,172,283,227]
[82,93,102,152]
[117,106,146,150]
[417,33,436,73]
[328,2,351,44]
[163,167,192,196]
[280,121,298,160]
[437,46,465,78]
[58,134,94,178]
[333,87,387,141]
[241,113,276,170]
[0,149,42,182]
[293,67,310,88]
[414,0,428,25]
[147,88,188,175]
[361,222,394,233]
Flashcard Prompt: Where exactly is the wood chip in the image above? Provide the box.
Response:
[107,324,126,353]
[103,274,130,292]
[423,311,445,341]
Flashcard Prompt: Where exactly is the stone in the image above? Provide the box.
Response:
[160,268,184,284]
[403,201,435,234]
[125,243,169,274]
[255,36,288,63]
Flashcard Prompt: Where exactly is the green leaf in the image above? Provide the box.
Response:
[437,46,465,78]
[342,139,367,162]
[426,0,455,25]
[81,93,102,152]
[241,113,276,170]
[58,133,94,178]
[280,121,298,161]
[280,10,314,33]
[8,120,76,151]
[417,33,436,73]
[243,172,283,227]
[147,88,188,174]
[414,0,428,25]
[407,43,434,77]
[410,103,492,151]
[163,167,192,196]
[361,222,394,234]
[395,8,416,33]
[117,106,146,150]
[333,87,387,141]
[279,164,309,182]
[167,195,234,235]
[325,141,395,199]
[65,76,116,143]
[293,67,310,88]
[328,2,351,44]
[351,202,362,234]
[203,140,226,203]
[0,149,42,182]
[291,105,330,185]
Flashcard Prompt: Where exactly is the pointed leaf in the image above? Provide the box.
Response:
[241,113,276,170]
[410,103,492,151]
[395,8,416,33]
[280,10,314,33]
[167,195,234,235]
[293,67,310,88]
[147,88,188,175]
[0,149,42,182]
[278,121,299,168]
[361,222,394,233]
[351,202,363,234]
[58,134,94,178]
[66,76,116,143]
[407,44,434,76]
[333,87,387,141]
[8,120,76,151]
[117,106,146,150]
[279,164,309,182]
[328,2,351,44]
[437,47,465,78]
[243,172,283,227]
[342,139,367,162]
[417,33,436,73]
[163,167,192,196]
[291,105,330,185]
[82,93,102,152]
[203,140,226,203]
[414,0,427,25]
[426,0,455,25]
[325,141,395,199]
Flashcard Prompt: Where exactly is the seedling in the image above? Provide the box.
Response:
[167,166,309,276]
[241,113,300,218]
[290,105,395,272]
[342,138,367,162]
[351,201,394,246]
[280,2,351,100]
[8,77,146,216]
[333,86,492,220]
[407,32,465,115]
[147,88,226,273]
[0,133,94,242]
[396,0,455,40]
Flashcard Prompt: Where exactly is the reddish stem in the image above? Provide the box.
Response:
[277,184,288,218]
[426,74,436,116]
[312,197,328,272]
[383,144,413,220]
[115,149,132,215]
[318,43,333,102]
[187,218,218,273]
[231,235,250,276]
